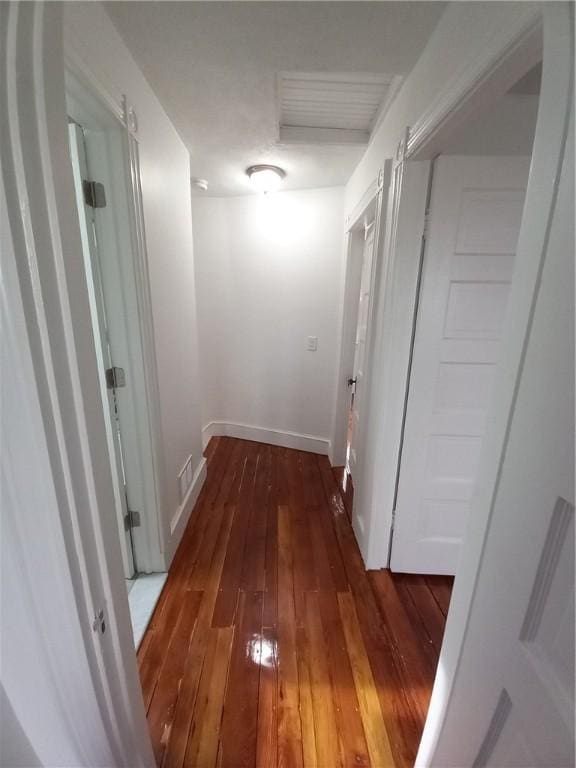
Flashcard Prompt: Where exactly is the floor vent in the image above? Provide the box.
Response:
[278,71,399,145]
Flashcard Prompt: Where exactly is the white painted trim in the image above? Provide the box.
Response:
[169,457,207,545]
[203,421,330,455]
[360,159,431,570]
[407,13,542,160]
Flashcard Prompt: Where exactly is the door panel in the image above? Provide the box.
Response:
[391,156,530,574]
[347,225,375,484]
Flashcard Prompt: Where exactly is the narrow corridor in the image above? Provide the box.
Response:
[138,438,452,768]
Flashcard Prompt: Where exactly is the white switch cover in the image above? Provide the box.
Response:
[307,336,318,352]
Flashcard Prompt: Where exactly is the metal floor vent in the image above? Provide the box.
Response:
[278,71,399,145]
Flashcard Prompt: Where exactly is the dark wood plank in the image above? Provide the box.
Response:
[369,570,436,718]
[183,625,234,768]
[219,590,263,768]
[212,442,258,626]
[317,590,371,767]
[241,444,271,591]
[277,505,304,768]
[257,625,278,768]
[425,575,454,617]
[263,448,279,628]
[147,590,203,765]
[396,574,447,657]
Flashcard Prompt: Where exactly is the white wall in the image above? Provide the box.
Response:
[192,187,345,455]
[444,94,539,156]
[64,3,204,562]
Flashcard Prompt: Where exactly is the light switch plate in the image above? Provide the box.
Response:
[307,336,318,352]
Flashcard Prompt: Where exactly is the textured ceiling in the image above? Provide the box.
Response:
[106,1,447,196]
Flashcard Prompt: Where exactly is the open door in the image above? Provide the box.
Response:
[391,155,530,575]
[346,222,376,488]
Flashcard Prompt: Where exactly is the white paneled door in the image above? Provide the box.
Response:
[347,224,376,486]
[391,156,530,575]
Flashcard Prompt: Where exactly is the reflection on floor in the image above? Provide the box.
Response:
[138,437,453,768]
[128,573,168,648]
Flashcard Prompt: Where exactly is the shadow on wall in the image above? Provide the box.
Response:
[0,685,42,768]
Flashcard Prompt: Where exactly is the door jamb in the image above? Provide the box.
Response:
[65,65,168,575]
[404,7,572,765]
[331,164,390,469]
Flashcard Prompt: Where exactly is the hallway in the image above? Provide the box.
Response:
[138,438,451,768]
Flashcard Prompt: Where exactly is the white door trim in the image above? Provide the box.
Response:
[2,4,154,763]
[65,58,168,575]
[415,6,573,765]
[331,164,390,469]
[366,7,549,572]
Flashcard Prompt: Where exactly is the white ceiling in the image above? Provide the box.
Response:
[106,2,446,196]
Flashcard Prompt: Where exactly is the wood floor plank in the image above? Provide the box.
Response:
[183,626,234,768]
[212,443,259,627]
[338,591,395,768]
[148,590,204,764]
[257,625,279,768]
[369,570,435,718]
[397,575,446,657]
[277,505,304,768]
[162,501,236,768]
[295,625,317,768]
[317,590,370,768]
[219,590,263,768]
[304,591,342,768]
[139,438,450,768]
[263,450,279,628]
[316,454,422,768]
[425,575,454,618]
[241,445,271,591]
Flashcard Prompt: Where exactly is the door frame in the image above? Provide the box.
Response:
[331,162,391,470]
[363,8,549,572]
[65,62,168,575]
[1,3,154,764]
[399,7,571,765]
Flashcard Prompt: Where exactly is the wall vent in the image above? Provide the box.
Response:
[278,71,399,145]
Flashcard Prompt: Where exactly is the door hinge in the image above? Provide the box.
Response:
[124,510,141,531]
[422,210,431,240]
[105,366,126,389]
[83,179,107,209]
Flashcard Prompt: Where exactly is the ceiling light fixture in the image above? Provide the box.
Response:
[246,164,285,193]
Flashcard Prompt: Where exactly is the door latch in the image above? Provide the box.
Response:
[347,377,357,387]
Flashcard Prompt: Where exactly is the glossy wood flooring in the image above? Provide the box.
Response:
[138,438,453,768]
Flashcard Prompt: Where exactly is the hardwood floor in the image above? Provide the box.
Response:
[138,437,453,768]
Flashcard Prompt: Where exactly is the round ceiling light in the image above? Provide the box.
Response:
[246,164,285,193]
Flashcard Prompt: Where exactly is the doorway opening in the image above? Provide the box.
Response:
[66,74,168,647]
[333,182,386,526]
[390,59,542,576]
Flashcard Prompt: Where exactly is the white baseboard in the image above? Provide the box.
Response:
[167,457,207,561]
[202,420,331,456]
